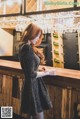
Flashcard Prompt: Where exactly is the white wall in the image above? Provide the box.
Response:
[0,28,13,56]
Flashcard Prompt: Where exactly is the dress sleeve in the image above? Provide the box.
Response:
[19,45,37,80]
[26,54,37,79]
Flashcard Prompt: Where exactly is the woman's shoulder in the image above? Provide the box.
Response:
[19,42,33,56]
[19,42,30,51]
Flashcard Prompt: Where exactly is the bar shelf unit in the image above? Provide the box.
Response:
[51,31,64,68]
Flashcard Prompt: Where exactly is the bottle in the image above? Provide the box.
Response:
[54,50,59,55]
[53,42,59,46]
[54,58,60,63]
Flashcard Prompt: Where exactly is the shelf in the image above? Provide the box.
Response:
[51,32,64,68]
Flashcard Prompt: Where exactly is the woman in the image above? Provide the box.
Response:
[19,23,52,119]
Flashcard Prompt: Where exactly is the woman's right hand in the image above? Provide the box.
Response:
[38,66,47,72]
[37,70,49,78]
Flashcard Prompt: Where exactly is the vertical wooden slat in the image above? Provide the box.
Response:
[68,89,72,119]
[2,75,12,106]
[0,74,3,93]
[61,89,67,119]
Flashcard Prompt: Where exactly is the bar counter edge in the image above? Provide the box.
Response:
[0,59,80,89]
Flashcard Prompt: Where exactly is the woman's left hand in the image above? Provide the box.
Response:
[38,66,46,72]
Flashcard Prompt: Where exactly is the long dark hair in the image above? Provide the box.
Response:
[21,23,46,65]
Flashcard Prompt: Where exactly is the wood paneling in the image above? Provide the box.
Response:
[0,60,80,118]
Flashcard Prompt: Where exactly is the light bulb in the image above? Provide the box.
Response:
[17,0,22,5]
[43,0,47,1]
[0,2,2,7]
[6,0,13,6]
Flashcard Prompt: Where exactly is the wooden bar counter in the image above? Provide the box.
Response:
[0,59,80,119]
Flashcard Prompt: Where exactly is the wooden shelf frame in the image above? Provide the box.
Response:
[0,0,80,17]
[0,0,22,17]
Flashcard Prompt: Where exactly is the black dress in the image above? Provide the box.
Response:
[19,43,52,115]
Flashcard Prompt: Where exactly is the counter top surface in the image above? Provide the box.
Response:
[0,59,80,79]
